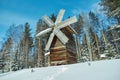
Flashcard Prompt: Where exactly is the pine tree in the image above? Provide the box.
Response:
[100,0,120,24]
[5,24,25,70]
[103,40,117,59]
[100,25,117,59]
[18,39,24,69]
[22,22,33,68]
[0,24,25,71]
[35,19,45,67]
[73,14,84,62]
[81,33,89,62]
[1,37,13,71]
[89,11,101,60]
[82,13,93,61]
[107,25,120,58]
[89,27,100,60]
[50,14,56,22]
[0,51,5,73]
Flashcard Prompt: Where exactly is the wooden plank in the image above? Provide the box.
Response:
[50,50,67,56]
[67,48,76,54]
[67,52,76,58]
[67,57,77,61]
[51,50,66,54]
[67,57,77,63]
[67,60,76,64]
[50,57,67,61]
[50,46,66,52]
[50,52,67,58]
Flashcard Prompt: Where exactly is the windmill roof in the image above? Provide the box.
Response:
[65,26,77,34]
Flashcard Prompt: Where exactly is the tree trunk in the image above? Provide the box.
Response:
[94,32,100,59]
[75,34,81,62]
[37,38,43,67]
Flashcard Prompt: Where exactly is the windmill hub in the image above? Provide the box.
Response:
[51,25,54,30]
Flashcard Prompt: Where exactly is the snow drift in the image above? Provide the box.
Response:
[0,59,120,80]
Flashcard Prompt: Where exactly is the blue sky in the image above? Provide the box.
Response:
[0,0,101,45]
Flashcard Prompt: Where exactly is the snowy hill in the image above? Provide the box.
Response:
[0,59,120,80]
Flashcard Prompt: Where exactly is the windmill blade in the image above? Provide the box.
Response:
[43,15,54,27]
[55,9,65,24]
[54,29,69,44]
[36,28,52,37]
[45,32,55,51]
[56,16,77,29]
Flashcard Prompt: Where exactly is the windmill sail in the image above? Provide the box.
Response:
[36,28,52,37]
[56,16,77,29]
[45,32,55,51]
[43,16,54,27]
[55,9,65,24]
[54,29,69,44]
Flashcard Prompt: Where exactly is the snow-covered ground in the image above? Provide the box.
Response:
[0,59,120,80]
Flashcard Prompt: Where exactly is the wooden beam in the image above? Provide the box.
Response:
[50,46,66,52]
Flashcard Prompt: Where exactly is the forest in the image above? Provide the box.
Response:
[0,0,120,72]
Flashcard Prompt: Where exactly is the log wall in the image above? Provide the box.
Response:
[49,26,77,66]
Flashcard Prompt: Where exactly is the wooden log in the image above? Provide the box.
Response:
[67,51,76,58]
[50,46,66,52]
[50,57,67,61]
[50,60,67,66]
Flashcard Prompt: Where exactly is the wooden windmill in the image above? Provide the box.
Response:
[36,9,77,66]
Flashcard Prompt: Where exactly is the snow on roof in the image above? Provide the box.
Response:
[0,59,120,80]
